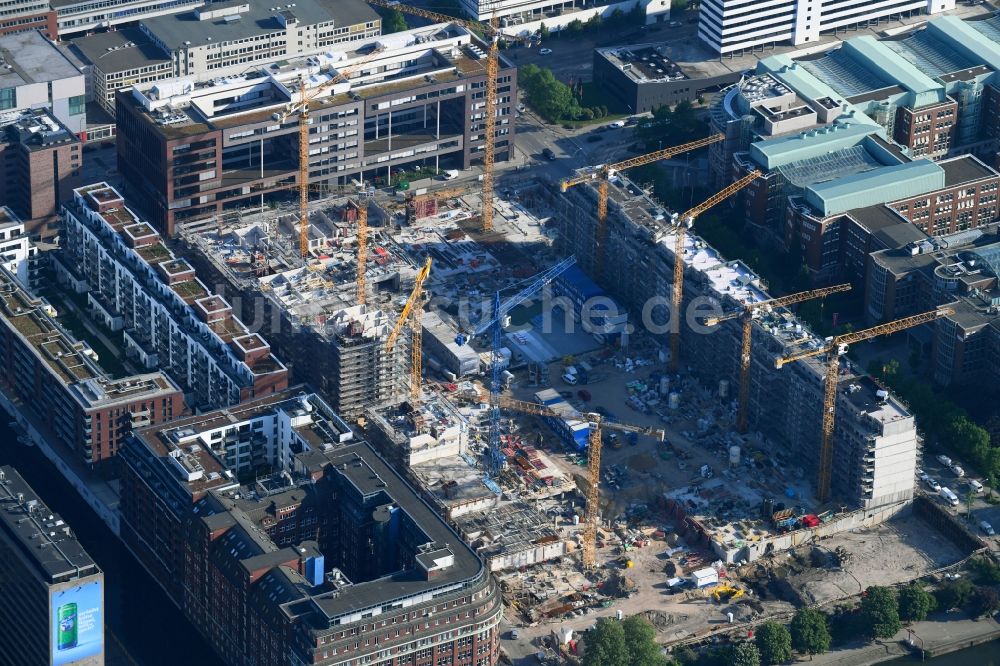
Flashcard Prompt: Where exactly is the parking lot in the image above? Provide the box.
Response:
[918,453,1000,543]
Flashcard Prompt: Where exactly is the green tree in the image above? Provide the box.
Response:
[622,615,667,666]
[935,578,973,610]
[790,608,831,656]
[673,646,698,665]
[732,642,761,666]
[971,557,1000,584]
[971,586,1000,618]
[539,22,550,39]
[898,584,937,622]
[381,8,408,33]
[755,622,792,665]
[582,618,628,666]
[518,64,577,122]
[860,586,901,640]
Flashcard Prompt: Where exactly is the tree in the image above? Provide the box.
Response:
[898,584,937,622]
[539,22,550,39]
[935,578,973,610]
[755,622,792,665]
[582,618,628,666]
[622,615,667,666]
[860,586,901,640]
[971,557,1000,585]
[518,64,578,122]
[790,608,831,657]
[732,642,761,666]
[971,586,1000,618]
[381,8,408,33]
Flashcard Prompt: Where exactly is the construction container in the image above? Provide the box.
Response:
[729,445,741,467]
[691,567,719,588]
[668,392,680,410]
[719,379,729,398]
[572,514,580,525]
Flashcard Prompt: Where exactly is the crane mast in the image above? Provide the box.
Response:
[775,307,952,501]
[356,199,368,305]
[670,170,761,371]
[386,258,433,402]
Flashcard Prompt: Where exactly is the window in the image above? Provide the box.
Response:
[69,95,85,116]
[0,87,15,111]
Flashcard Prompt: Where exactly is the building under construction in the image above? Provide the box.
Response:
[538,171,919,513]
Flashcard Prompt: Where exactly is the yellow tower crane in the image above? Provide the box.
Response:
[775,307,953,502]
[494,396,665,569]
[670,170,761,372]
[368,0,516,233]
[386,258,433,402]
[560,134,724,266]
[279,47,387,258]
[704,283,853,433]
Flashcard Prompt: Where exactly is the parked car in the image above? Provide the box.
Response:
[937,454,953,466]
[606,120,626,129]
[542,148,556,161]
[917,468,928,481]
[981,521,995,536]
[939,486,960,507]
[510,629,520,640]
[950,464,965,478]
[925,477,941,492]
[539,48,553,55]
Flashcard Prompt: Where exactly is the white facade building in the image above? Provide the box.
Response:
[0,31,86,133]
[0,207,38,290]
[698,0,955,55]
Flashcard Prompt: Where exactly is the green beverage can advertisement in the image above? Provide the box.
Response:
[50,580,102,665]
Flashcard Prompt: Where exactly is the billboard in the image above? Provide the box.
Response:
[50,579,103,665]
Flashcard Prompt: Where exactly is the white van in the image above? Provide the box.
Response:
[939,487,960,507]
[969,479,984,493]
[442,169,459,180]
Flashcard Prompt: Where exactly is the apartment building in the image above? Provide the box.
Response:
[57,183,288,412]
[0,0,55,38]
[0,31,86,134]
[0,206,39,290]
[118,388,503,666]
[70,0,380,119]
[698,0,953,55]
[0,109,82,237]
[116,22,516,235]
[0,264,184,467]
[549,166,919,510]
[0,466,105,666]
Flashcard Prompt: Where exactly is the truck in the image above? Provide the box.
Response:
[561,365,589,385]
[939,486,960,507]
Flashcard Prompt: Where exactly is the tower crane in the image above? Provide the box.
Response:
[459,256,576,475]
[368,0,516,233]
[775,307,953,502]
[559,134,724,266]
[277,47,388,258]
[704,283,852,433]
[669,170,761,372]
[494,396,664,569]
[386,258,433,402]
[356,198,369,305]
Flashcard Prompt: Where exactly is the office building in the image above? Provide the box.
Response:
[710,16,1000,186]
[118,388,502,666]
[0,31,87,134]
[57,182,288,411]
[0,0,55,38]
[116,21,516,235]
[698,0,954,55]
[0,206,39,290]
[0,109,82,237]
[51,0,202,38]
[0,465,105,666]
[70,0,381,118]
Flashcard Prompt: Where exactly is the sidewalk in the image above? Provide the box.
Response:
[806,614,1000,665]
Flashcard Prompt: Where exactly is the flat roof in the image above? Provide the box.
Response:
[0,465,100,583]
[0,30,81,90]
[806,160,945,216]
[70,27,171,73]
[140,0,379,52]
[940,155,998,187]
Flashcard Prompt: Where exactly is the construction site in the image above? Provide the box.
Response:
[157,6,984,651]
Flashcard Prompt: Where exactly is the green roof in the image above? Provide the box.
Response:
[805,160,945,216]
